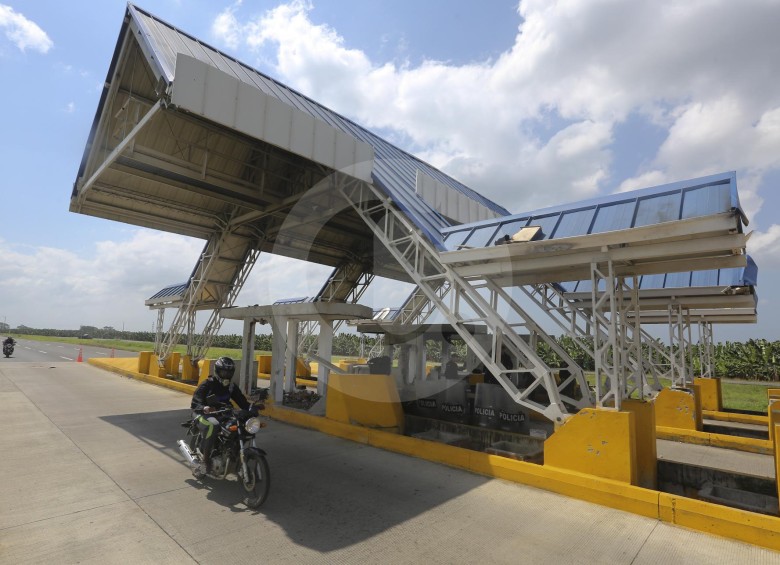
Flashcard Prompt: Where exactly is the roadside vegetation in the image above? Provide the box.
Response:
[8,330,776,413]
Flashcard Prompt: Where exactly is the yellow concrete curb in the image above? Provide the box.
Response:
[703,410,768,426]
[88,358,197,395]
[657,425,773,455]
[90,357,780,553]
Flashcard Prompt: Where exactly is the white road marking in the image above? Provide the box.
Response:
[60,356,73,361]
[38,350,47,354]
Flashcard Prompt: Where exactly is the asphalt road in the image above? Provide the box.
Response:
[2,360,777,564]
[1,337,136,363]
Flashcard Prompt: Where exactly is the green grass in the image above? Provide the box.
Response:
[583,371,770,413]
[721,382,771,413]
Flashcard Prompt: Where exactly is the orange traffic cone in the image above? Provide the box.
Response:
[110,348,115,358]
[76,348,83,363]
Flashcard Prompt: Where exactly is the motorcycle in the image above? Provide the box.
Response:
[3,341,13,358]
[178,393,271,508]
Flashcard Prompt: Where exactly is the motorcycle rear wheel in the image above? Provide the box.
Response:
[241,453,270,508]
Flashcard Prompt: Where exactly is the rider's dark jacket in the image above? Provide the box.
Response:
[191,376,251,413]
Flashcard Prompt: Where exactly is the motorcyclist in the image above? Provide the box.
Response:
[3,337,14,346]
[190,356,257,478]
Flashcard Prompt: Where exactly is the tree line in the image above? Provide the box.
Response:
[9,326,780,381]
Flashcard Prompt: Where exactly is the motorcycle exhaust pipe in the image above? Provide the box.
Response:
[177,440,196,466]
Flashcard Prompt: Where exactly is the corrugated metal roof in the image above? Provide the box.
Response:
[125,4,508,246]
[442,172,745,251]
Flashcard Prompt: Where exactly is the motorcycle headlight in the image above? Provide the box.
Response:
[245,417,262,434]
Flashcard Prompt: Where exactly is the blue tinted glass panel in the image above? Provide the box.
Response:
[718,268,743,286]
[691,270,719,287]
[639,274,666,289]
[665,272,692,288]
[681,184,731,219]
[527,214,560,240]
[634,193,682,227]
[551,209,595,238]
[493,218,530,241]
[591,202,635,233]
[464,224,500,248]
[443,229,472,251]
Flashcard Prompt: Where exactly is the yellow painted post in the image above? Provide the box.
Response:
[769,400,780,443]
[544,408,637,484]
[165,352,181,378]
[622,399,657,489]
[654,388,699,431]
[181,355,199,382]
[691,383,703,431]
[148,355,166,378]
[197,359,212,385]
[257,355,272,376]
[137,351,151,374]
[774,422,780,509]
[693,377,722,412]
[325,374,404,432]
[296,357,310,377]
[768,389,780,403]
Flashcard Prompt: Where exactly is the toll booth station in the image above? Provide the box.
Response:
[69,3,780,552]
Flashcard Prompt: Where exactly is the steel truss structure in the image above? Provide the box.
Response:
[156,217,264,363]
[698,320,715,379]
[337,174,592,423]
[296,261,375,356]
[521,281,665,400]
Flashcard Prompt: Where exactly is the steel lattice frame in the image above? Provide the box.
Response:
[668,302,693,387]
[698,320,715,378]
[156,216,264,363]
[337,175,591,423]
[296,262,375,356]
[522,282,666,395]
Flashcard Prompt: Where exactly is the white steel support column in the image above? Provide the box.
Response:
[668,303,689,388]
[698,320,714,378]
[317,321,333,396]
[618,276,646,399]
[271,317,286,403]
[154,309,165,353]
[239,318,256,395]
[285,319,300,395]
[521,282,664,395]
[591,261,622,409]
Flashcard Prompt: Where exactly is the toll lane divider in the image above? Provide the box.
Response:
[656,425,773,455]
[703,409,768,427]
[88,357,780,553]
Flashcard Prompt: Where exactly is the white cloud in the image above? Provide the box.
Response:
[0,4,52,53]
[0,229,409,332]
[212,0,780,217]
[65,101,74,113]
[749,225,780,269]
[0,231,202,330]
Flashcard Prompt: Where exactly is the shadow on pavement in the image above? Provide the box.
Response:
[101,408,490,552]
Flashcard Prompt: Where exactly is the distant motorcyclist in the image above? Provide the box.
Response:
[190,356,256,478]
[3,337,14,346]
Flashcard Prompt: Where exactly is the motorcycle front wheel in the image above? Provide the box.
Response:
[241,453,270,508]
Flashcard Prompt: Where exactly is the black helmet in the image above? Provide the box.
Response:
[214,357,235,382]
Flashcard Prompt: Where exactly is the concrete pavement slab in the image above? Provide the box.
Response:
[2,361,779,564]
[0,500,195,565]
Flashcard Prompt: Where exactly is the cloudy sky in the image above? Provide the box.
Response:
[1,0,779,341]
